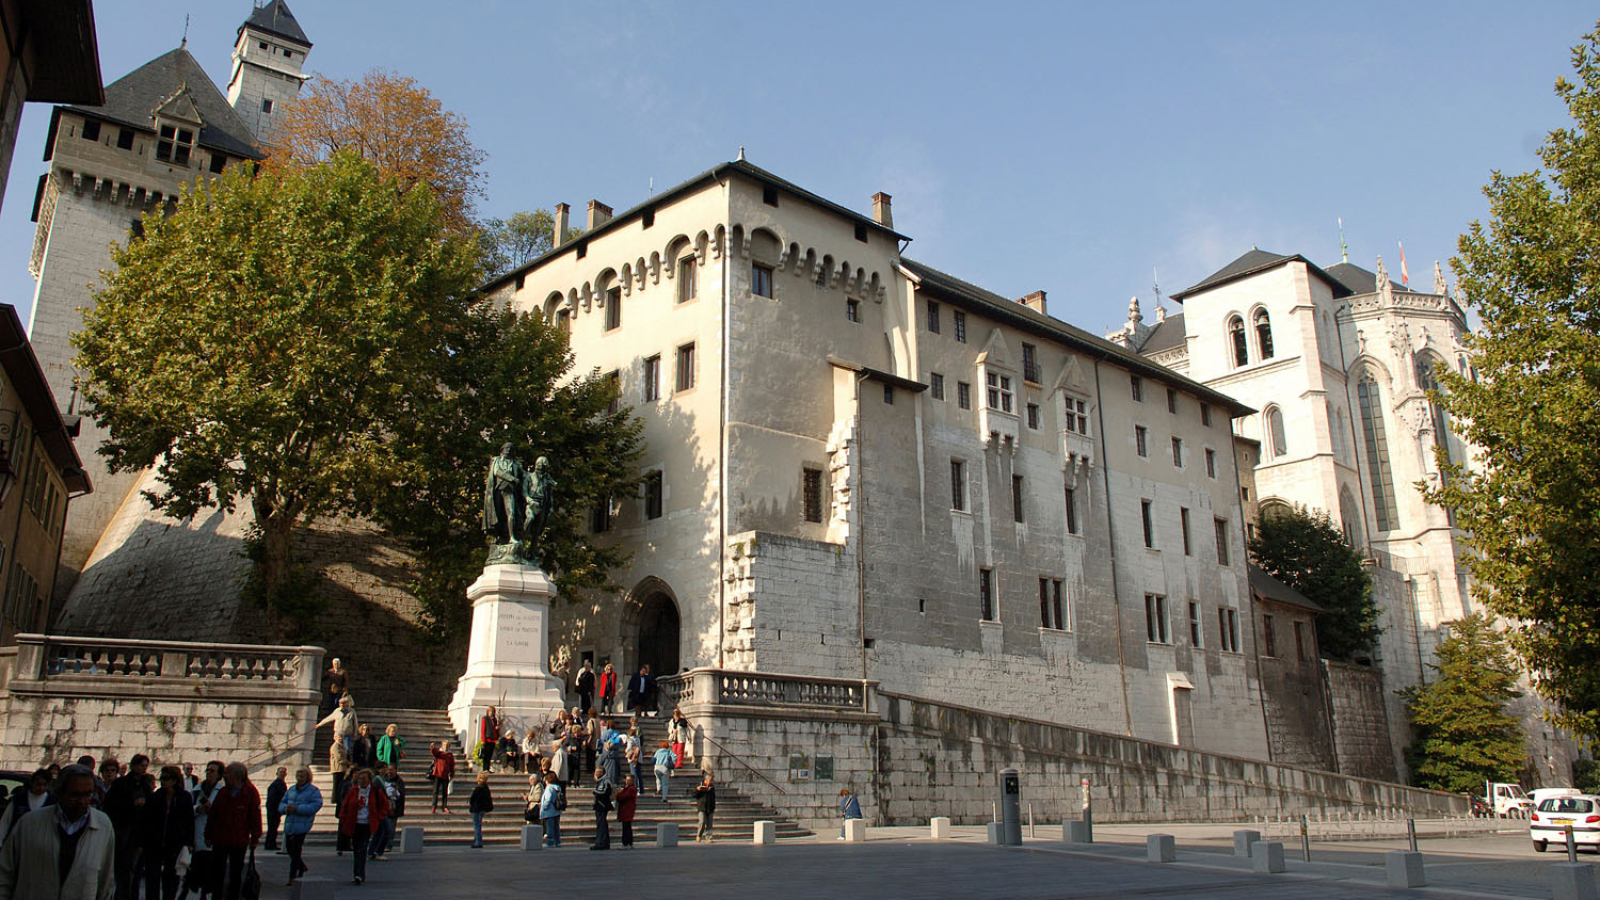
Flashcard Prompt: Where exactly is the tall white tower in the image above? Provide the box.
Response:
[226,0,311,148]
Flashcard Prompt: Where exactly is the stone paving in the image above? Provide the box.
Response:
[250,824,1594,899]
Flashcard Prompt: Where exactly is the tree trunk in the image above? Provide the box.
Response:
[252,498,298,636]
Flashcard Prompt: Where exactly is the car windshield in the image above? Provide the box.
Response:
[1539,798,1595,813]
[1508,786,1528,798]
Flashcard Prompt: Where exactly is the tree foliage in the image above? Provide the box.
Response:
[480,210,582,277]
[1430,21,1600,741]
[269,68,486,233]
[1248,505,1379,660]
[1404,614,1528,793]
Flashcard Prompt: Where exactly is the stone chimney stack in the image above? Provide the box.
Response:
[587,200,613,231]
[1019,290,1047,317]
[553,203,570,248]
[872,192,893,229]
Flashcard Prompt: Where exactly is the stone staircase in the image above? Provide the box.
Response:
[304,707,810,845]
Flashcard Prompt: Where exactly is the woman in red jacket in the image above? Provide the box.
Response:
[478,706,500,773]
[598,663,618,714]
[616,773,638,849]
[337,769,390,886]
[429,741,456,813]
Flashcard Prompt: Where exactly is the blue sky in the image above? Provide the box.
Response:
[4,1,1594,336]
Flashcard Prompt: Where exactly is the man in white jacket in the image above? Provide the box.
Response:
[0,765,115,899]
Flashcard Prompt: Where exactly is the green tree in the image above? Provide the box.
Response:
[1404,614,1528,792]
[1248,506,1379,659]
[1431,20,1600,741]
[479,210,582,277]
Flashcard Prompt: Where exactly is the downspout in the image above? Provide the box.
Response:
[854,371,868,683]
[717,179,730,668]
[1092,360,1134,736]
[1229,429,1273,748]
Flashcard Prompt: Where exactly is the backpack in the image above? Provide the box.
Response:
[554,786,567,812]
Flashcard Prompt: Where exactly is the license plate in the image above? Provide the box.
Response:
[1552,818,1574,825]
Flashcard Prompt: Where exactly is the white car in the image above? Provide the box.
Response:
[1531,787,1583,808]
[1531,794,1600,852]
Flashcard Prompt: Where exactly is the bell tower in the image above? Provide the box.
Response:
[226,0,311,148]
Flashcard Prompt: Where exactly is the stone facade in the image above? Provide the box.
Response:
[491,160,1272,759]
[1255,594,1335,772]
[1323,660,1398,782]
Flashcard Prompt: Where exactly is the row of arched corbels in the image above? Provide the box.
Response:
[537,222,887,320]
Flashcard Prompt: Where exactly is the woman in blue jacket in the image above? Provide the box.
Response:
[279,767,324,886]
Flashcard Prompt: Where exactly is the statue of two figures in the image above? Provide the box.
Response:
[483,444,555,566]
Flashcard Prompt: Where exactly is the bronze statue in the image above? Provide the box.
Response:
[483,445,554,566]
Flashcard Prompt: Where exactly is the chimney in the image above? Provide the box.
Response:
[871,192,893,229]
[587,199,613,231]
[553,203,570,248]
[1019,290,1047,317]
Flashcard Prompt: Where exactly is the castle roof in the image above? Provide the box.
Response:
[240,0,311,48]
[1248,564,1323,614]
[1139,312,1186,354]
[61,46,263,160]
[0,305,89,495]
[1325,261,1413,296]
[1171,248,1351,302]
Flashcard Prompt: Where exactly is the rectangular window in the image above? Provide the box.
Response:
[930,373,945,400]
[1053,580,1066,631]
[1022,343,1040,383]
[752,263,774,298]
[675,343,696,392]
[1026,403,1039,430]
[926,300,941,334]
[883,383,894,405]
[1012,475,1024,523]
[590,497,612,533]
[155,125,194,165]
[762,185,779,206]
[116,127,134,150]
[986,373,1013,413]
[1180,507,1191,556]
[677,256,697,303]
[1214,518,1231,566]
[1145,594,1169,643]
[1040,578,1051,629]
[1141,499,1154,548]
[1219,607,1240,652]
[1188,601,1202,647]
[643,209,655,228]
[644,471,664,520]
[1205,448,1217,479]
[606,370,621,415]
[605,287,622,330]
[854,223,868,243]
[1294,621,1307,661]
[803,468,825,523]
[1064,397,1089,435]
[1201,403,1213,427]
[643,355,661,402]
[1135,425,1148,457]
[953,310,967,343]
[81,120,100,141]
[846,298,861,323]
[957,382,971,410]
[1262,614,1277,657]
[1171,436,1183,467]
[261,98,274,113]
[1167,389,1179,414]
[208,153,226,174]
[1130,375,1143,402]
[1064,487,1079,535]
[950,460,966,511]
[979,568,995,622]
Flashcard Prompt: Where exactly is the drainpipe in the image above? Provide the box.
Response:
[854,371,869,683]
[717,180,730,668]
[1092,360,1134,736]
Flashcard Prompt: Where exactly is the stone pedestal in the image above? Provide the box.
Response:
[657,822,679,847]
[844,819,866,842]
[448,564,567,749]
[520,824,543,850]
[1385,850,1425,888]
[753,820,777,845]
[400,825,423,853]
[1147,834,1176,862]
[1233,829,1261,857]
[1252,841,1286,873]
[930,817,951,839]
[1065,820,1093,843]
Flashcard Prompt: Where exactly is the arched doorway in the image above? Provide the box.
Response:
[636,592,681,677]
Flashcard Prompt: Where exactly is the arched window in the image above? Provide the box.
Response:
[1356,372,1399,532]
[1228,316,1248,367]
[1267,407,1288,458]
[1339,485,1364,548]
[1414,353,1452,465]
[1254,308,1274,360]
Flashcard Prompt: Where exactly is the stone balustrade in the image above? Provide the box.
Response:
[0,633,324,772]
[659,667,874,714]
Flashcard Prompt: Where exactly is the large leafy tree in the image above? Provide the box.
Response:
[1404,614,1527,793]
[270,69,486,233]
[480,210,583,277]
[1430,21,1600,741]
[1248,506,1379,660]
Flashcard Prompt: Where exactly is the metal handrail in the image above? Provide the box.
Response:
[692,728,787,796]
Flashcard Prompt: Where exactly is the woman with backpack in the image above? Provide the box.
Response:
[538,772,565,848]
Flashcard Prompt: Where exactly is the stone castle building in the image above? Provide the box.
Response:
[27,0,307,603]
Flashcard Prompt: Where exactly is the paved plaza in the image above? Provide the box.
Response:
[254,824,1593,899]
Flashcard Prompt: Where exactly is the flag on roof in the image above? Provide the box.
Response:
[1398,241,1409,285]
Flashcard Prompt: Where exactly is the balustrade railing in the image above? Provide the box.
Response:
[8,633,322,695]
[659,668,873,713]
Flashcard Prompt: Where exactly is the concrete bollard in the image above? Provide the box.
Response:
[657,822,679,848]
[753,820,777,845]
[1065,820,1093,843]
[1385,850,1425,888]
[844,819,866,843]
[520,825,543,850]
[987,822,1003,845]
[930,817,952,840]
[1251,841,1286,874]
[1551,863,1600,900]
[1233,829,1261,857]
[1146,834,1176,863]
[401,825,424,854]
[292,877,335,900]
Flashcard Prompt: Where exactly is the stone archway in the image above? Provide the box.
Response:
[621,577,682,678]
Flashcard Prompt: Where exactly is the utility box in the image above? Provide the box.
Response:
[998,768,1022,846]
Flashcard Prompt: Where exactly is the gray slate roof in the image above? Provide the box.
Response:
[242,0,311,47]
[1248,564,1324,614]
[1140,312,1186,354]
[1171,248,1351,302]
[66,46,262,160]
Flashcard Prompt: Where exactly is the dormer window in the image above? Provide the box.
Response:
[986,372,1013,413]
[156,125,194,166]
